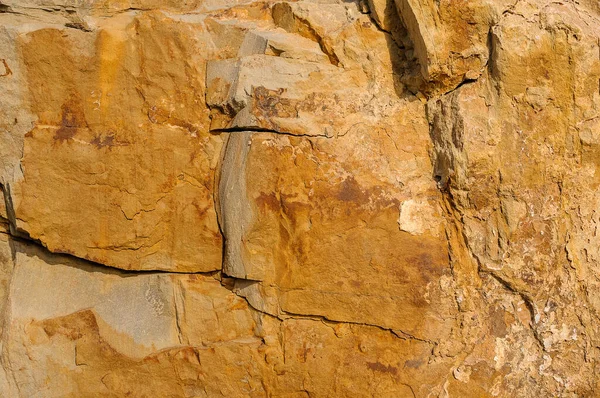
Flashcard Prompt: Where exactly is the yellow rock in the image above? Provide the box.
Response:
[12,14,224,272]
[0,0,599,396]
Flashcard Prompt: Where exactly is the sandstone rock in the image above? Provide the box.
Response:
[207,5,458,341]
[366,0,398,32]
[427,2,600,393]
[205,15,402,138]
[1,0,600,396]
[0,19,35,187]
[392,0,519,96]
[233,125,456,342]
[270,318,453,397]
[1,239,268,397]
[0,229,11,395]
[0,227,13,340]
[10,13,224,272]
[0,238,463,397]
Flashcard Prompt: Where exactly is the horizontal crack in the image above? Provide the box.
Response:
[210,126,330,138]
[3,230,222,277]
[223,277,436,344]
[281,308,436,344]
[0,7,23,15]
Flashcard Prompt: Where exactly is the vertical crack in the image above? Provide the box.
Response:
[172,278,187,345]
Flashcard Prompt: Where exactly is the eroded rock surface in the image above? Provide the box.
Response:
[1,0,600,396]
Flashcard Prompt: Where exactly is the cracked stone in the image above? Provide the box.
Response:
[0,0,600,396]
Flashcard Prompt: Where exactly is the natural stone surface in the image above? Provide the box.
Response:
[233,124,455,343]
[1,238,267,397]
[8,13,223,272]
[1,0,600,396]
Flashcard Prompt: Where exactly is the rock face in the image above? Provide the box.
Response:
[0,0,599,396]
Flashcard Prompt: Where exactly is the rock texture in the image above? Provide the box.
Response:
[1,0,600,396]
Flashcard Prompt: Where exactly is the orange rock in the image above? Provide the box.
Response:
[0,0,599,396]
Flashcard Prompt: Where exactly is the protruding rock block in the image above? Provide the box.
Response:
[10,14,224,272]
[206,54,376,137]
[394,0,502,95]
[231,113,456,341]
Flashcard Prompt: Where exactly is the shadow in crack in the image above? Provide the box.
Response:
[371,0,424,98]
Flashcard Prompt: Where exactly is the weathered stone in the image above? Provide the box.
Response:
[234,122,456,342]
[393,0,519,96]
[426,2,600,393]
[1,239,268,397]
[10,13,224,272]
[1,0,600,396]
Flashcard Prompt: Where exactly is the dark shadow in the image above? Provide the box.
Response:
[379,0,424,98]
[6,233,216,279]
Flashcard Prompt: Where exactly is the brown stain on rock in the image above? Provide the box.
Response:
[255,191,280,212]
[253,86,297,119]
[490,306,508,338]
[191,201,210,218]
[336,177,369,203]
[40,309,100,341]
[367,361,398,374]
[404,359,424,369]
[90,133,116,149]
[54,100,87,143]
[0,59,12,77]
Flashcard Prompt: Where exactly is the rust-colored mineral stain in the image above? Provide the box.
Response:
[404,359,424,369]
[91,134,116,149]
[228,300,249,311]
[39,309,100,341]
[350,280,362,288]
[255,191,280,212]
[490,307,508,338]
[0,59,12,77]
[54,126,77,142]
[254,86,297,119]
[54,101,87,142]
[336,177,369,203]
[367,361,398,374]
[192,201,210,218]
[297,344,314,363]
[172,347,201,364]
